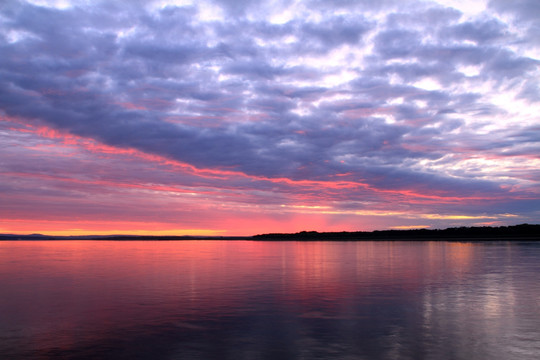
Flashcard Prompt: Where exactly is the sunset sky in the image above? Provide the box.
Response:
[1,0,539,236]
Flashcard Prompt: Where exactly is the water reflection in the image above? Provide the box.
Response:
[0,240,539,359]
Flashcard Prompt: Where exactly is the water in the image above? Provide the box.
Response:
[0,240,539,359]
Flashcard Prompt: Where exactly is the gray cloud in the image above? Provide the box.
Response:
[374,29,423,59]
[441,19,509,43]
[300,16,371,48]
[1,0,539,211]
[488,0,540,22]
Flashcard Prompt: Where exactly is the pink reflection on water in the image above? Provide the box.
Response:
[0,240,478,358]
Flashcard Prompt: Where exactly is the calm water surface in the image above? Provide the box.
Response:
[0,240,539,359]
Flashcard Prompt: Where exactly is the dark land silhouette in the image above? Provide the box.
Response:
[0,224,538,241]
[253,224,540,241]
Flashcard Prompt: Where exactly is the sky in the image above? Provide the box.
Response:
[1,0,539,236]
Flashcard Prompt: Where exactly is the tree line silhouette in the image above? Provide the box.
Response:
[253,224,540,240]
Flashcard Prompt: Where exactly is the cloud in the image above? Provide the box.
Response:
[300,16,371,48]
[211,0,259,16]
[488,0,540,22]
[1,0,539,233]
[488,0,540,45]
[441,19,509,44]
[374,29,423,59]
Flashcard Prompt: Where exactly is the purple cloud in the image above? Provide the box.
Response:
[1,0,539,233]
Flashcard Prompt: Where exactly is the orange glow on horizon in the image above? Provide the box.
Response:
[0,219,227,237]
[0,212,368,237]
[0,224,226,237]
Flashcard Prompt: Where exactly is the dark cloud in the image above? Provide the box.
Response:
[518,81,540,102]
[374,29,423,59]
[300,16,371,47]
[488,0,540,22]
[211,0,259,16]
[489,0,540,46]
[385,6,462,28]
[485,50,539,80]
[223,61,289,80]
[124,42,209,65]
[308,0,398,11]
[441,19,508,43]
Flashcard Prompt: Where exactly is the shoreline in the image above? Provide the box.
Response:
[1,224,539,241]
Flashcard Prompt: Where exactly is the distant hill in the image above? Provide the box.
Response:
[253,224,540,241]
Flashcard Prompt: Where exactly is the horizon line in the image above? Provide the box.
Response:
[1,223,538,239]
